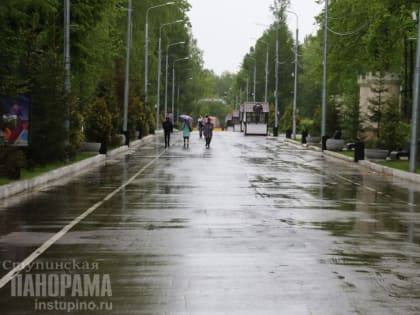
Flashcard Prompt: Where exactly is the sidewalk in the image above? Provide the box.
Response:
[284,137,420,184]
[0,134,158,200]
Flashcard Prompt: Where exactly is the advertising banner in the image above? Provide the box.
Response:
[1,95,29,146]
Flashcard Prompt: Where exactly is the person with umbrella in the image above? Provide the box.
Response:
[198,116,204,139]
[203,116,214,148]
[180,115,193,148]
[162,116,173,148]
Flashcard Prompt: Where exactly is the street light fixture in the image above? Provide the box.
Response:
[156,19,184,129]
[172,57,190,119]
[145,1,175,103]
[165,41,185,118]
[287,10,299,140]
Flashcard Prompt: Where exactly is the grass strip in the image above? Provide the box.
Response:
[0,152,97,186]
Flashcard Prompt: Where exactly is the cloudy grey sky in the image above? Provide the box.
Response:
[187,0,323,75]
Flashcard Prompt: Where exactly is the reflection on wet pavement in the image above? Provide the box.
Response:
[0,132,419,314]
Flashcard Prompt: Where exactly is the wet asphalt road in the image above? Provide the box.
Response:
[0,131,419,314]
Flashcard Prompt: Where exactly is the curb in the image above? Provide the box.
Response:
[284,138,420,184]
[0,134,158,200]
[323,150,420,183]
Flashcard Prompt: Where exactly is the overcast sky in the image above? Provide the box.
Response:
[187,0,323,75]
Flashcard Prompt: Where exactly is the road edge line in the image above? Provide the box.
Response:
[0,151,164,289]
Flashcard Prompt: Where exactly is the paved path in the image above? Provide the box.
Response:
[0,132,419,314]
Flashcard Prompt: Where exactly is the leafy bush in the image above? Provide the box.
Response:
[84,97,112,143]
[0,145,26,179]
[379,98,409,151]
[66,98,84,159]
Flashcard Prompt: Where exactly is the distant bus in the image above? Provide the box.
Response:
[242,102,269,136]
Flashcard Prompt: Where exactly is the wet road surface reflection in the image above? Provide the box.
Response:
[0,132,419,314]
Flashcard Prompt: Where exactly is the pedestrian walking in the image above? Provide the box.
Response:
[182,119,192,148]
[203,116,214,148]
[198,116,204,139]
[301,128,308,144]
[162,117,173,148]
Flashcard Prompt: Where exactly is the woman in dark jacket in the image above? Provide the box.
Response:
[203,117,214,148]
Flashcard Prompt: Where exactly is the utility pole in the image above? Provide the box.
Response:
[123,0,132,145]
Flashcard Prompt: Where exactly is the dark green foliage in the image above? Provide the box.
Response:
[28,50,68,165]
[379,98,409,151]
[84,97,113,143]
[0,0,206,169]
[0,145,26,179]
[339,93,360,141]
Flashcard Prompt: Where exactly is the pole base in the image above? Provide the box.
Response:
[273,127,279,137]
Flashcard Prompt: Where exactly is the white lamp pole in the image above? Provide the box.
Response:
[122,0,132,145]
[252,37,269,103]
[249,56,257,102]
[321,0,329,148]
[287,10,299,140]
[410,4,420,172]
[274,22,279,137]
[64,0,71,143]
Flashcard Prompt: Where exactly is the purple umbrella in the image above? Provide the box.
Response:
[179,114,193,121]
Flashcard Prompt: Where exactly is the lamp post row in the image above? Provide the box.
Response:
[254,15,298,138]
[144,2,190,130]
[157,19,184,131]
[172,57,190,120]
[145,2,175,104]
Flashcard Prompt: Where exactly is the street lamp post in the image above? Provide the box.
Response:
[252,37,269,103]
[172,57,190,119]
[156,19,183,130]
[249,57,257,102]
[274,23,279,137]
[165,41,185,118]
[246,77,249,102]
[263,42,269,103]
[64,0,70,144]
[410,4,420,173]
[145,2,174,104]
[321,0,329,149]
[122,0,132,145]
[287,10,299,140]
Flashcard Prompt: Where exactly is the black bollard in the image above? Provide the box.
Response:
[354,141,364,162]
[322,136,329,151]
